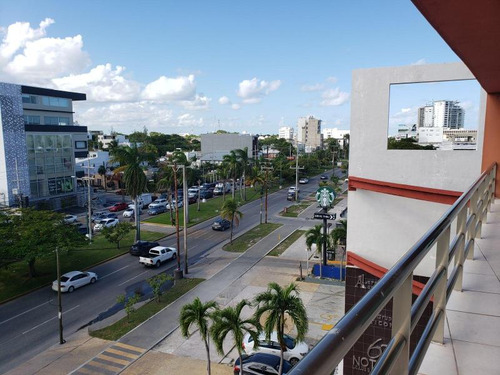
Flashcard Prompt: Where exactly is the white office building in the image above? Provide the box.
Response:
[278,126,294,141]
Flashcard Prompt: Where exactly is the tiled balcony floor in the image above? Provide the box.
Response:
[418,199,500,375]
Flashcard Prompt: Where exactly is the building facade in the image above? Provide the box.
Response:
[417,100,465,129]
[278,126,294,141]
[0,83,87,208]
[200,133,258,162]
[297,116,323,152]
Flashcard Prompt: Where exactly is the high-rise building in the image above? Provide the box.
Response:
[297,116,323,152]
[278,126,294,141]
[0,83,87,208]
[417,100,464,129]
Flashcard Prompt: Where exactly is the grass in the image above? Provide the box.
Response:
[281,202,312,217]
[0,230,165,303]
[144,186,280,227]
[90,278,204,341]
[268,230,306,257]
[223,223,282,252]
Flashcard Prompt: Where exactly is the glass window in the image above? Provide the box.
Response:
[22,94,37,104]
[26,135,34,150]
[56,135,63,148]
[44,116,70,125]
[63,135,71,148]
[75,141,87,149]
[42,96,70,107]
[30,181,38,198]
[24,115,41,125]
[35,135,44,152]
[44,135,53,151]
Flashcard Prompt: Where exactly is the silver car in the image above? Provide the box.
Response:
[52,271,98,293]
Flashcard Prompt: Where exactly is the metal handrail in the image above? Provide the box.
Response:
[290,162,496,375]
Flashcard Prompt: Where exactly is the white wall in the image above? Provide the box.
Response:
[348,62,486,276]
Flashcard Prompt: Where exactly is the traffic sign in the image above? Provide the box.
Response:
[316,186,336,207]
[314,212,336,220]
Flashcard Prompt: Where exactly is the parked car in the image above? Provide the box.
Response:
[63,215,78,224]
[91,212,108,222]
[242,332,309,365]
[166,200,183,210]
[234,353,293,375]
[129,240,160,256]
[94,218,119,231]
[187,188,199,199]
[212,218,231,231]
[320,175,328,180]
[51,271,98,293]
[148,206,166,215]
[200,189,213,199]
[149,198,168,209]
[139,246,177,267]
[202,182,216,190]
[103,213,118,220]
[298,178,309,184]
[72,222,88,235]
[123,208,135,218]
[108,202,129,212]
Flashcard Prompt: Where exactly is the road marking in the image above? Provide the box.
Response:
[118,270,149,286]
[0,301,50,326]
[22,305,80,334]
[105,347,139,359]
[100,265,130,279]
[114,342,145,353]
[97,353,130,366]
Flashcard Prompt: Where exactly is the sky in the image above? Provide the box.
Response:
[0,1,466,136]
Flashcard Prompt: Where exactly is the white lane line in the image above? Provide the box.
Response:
[100,264,130,279]
[0,301,50,326]
[118,270,150,286]
[22,305,80,334]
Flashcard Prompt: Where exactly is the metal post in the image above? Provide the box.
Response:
[56,247,65,345]
[197,179,201,211]
[87,159,93,242]
[467,190,479,260]
[432,227,450,344]
[183,166,188,275]
[173,164,182,279]
[323,215,328,266]
[454,207,466,292]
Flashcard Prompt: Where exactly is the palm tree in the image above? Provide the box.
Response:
[254,282,309,373]
[156,167,175,224]
[223,150,240,199]
[331,220,347,267]
[236,148,250,201]
[110,145,151,241]
[218,161,231,201]
[305,225,330,278]
[211,300,260,375]
[220,198,242,244]
[180,298,218,375]
[97,165,107,191]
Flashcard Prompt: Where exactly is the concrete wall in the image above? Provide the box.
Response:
[200,133,254,161]
[348,62,486,276]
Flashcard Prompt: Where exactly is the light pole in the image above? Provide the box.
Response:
[81,159,93,242]
[290,141,304,202]
[55,247,65,344]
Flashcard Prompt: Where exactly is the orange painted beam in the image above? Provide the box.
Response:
[482,94,500,197]
[348,176,462,205]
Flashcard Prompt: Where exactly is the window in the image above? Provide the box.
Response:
[22,94,37,104]
[44,116,70,125]
[75,141,87,149]
[24,115,41,125]
[42,96,70,108]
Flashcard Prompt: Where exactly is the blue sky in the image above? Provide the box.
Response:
[0,1,465,135]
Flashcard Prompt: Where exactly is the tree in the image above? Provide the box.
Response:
[223,150,240,199]
[254,282,309,372]
[220,198,243,244]
[236,148,250,200]
[110,145,153,242]
[157,166,176,225]
[2,209,85,278]
[211,300,260,375]
[98,165,107,191]
[331,220,347,247]
[148,273,172,302]
[180,298,219,375]
[101,222,135,248]
[305,224,331,276]
[117,293,141,322]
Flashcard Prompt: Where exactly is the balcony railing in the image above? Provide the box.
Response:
[290,163,497,375]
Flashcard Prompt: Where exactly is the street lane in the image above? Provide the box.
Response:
[0,170,341,373]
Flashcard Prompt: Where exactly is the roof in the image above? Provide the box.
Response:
[61,271,83,278]
[21,85,86,101]
[412,0,500,94]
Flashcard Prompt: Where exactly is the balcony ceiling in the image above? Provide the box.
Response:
[412,0,500,94]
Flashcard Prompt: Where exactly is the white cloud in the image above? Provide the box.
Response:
[320,88,350,106]
[326,76,338,84]
[401,107,412,113]
[231,103,241,110]
[411,58,427,65]
[141,74,196,101]
[237,77,281,104]
[218,96,230,105]
[177,113,204,127]
[53,64,141,102]
[301,83,324,92]
[181,94,211,110]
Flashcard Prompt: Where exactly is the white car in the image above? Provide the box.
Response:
[149,198,168,209]
[123,207,141,217]
[94,218,119,231]
[63,215,78,224]
[242,332,309,365]
[166,200,183,210]
[288,186,300,194]
[52,271,98,293]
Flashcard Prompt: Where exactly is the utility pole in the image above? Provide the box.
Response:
[81,160,93,242]
[56,247,65,345]
[182,166,188,275]
[260,164,273,224]
[290,142,304,201]
[172,163,182,279]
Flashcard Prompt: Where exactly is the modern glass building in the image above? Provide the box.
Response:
[0,83,87,209]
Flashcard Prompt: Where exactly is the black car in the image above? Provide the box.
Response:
[200,189,213,199]
[320,175,328,180]
[234,353,292,375]
[287,192,296,201]
[129,240,160,256]
[104,213,118,219]
[148,206,166,215]
[212,218,231,231]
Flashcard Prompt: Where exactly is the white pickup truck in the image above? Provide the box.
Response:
[139,246,177,267]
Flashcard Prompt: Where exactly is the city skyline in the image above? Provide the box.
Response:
[1,1,463,135]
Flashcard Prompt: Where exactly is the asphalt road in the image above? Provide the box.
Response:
[0,169,343,373]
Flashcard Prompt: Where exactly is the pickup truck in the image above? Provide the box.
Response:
[139,246,177,267]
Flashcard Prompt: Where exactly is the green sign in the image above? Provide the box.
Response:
[316,186,336,207]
